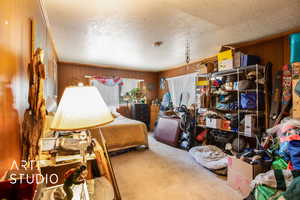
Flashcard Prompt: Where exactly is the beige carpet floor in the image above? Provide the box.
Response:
[111,135,242,200]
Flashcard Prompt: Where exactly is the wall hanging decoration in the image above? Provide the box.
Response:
[95,76,124,87]
[22,48,46,163]
[160,78,167,90]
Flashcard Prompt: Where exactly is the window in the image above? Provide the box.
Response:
[91,79,119,107]
[120,78,143,104]
[91,78,143,107]
[167,73,197,107]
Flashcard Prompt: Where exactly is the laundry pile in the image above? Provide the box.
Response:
[245,119,300,200]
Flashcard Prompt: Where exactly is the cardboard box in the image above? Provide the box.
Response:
[227,157,268,197]
[233,51,243,68]
[244,114,256,137]
[218,50,234,71]
[198,63,214,74]
[206,118,222,129]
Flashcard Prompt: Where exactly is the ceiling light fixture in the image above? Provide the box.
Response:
[153,41,163,47]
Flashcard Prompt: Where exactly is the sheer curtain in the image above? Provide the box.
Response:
[91,79,119,107]
[167,72,197,107]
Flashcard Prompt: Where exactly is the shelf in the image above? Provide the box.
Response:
[210,88,265,95]
[196,108,265,115]
[238,132,258,138]
[195,63,268,151]
[196,65,265,78]
[211,65,265,77]
[214,109,238,113]
[197,73,211,78]
[239,109,264,113]
[197,125,237,133]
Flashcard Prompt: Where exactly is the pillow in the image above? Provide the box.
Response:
[109,106,121,118]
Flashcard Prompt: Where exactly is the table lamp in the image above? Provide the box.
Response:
[50,85,113,131]
[50,85,114,161]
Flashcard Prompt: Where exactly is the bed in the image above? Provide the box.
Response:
[91,115,149,152]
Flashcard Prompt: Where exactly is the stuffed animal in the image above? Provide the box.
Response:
[63,165,87,200]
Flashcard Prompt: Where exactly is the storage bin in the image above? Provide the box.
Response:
[290,33,300,63]
[218,50,234,71]
[198,63,214,74]
[205,118,222,129]
[240,92,264,110]
[241,55,260,67]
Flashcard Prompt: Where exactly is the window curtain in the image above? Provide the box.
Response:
[121,78,140,96]
[91,79,119,107]
[167,72,197,107]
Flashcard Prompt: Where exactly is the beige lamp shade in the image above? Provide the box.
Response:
[50,86,114,131]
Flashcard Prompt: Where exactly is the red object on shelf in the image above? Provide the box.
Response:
[0,179,37,200]
[222,120,231,131]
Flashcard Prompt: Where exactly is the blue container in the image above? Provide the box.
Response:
[290,33,300,63]
[240,92,264,109]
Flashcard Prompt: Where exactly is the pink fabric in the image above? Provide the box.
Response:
[94,76,124,86]
[280,125,295,135]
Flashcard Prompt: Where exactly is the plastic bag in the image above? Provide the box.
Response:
[254,185,282,200]
[272,157,288,170]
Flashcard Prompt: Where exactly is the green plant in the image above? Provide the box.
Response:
[122,88,145,103]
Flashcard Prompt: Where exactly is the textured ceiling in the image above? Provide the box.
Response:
[44,0,300,71]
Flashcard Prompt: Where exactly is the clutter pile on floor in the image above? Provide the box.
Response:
[244,119,300,200]
[189,118,300,200]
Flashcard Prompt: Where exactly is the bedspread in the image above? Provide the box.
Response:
[91,116,149,152]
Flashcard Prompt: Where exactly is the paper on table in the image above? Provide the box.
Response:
[41,138,57,151]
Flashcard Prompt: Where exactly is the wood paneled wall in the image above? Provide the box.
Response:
[57,62,159,103]
[0,0,57,177]
[237,36,290,79]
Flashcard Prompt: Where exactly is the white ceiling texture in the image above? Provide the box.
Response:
[44,0,300,71]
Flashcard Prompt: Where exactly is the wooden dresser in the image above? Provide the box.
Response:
[150,104,160,131]
[131,103,149,128]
